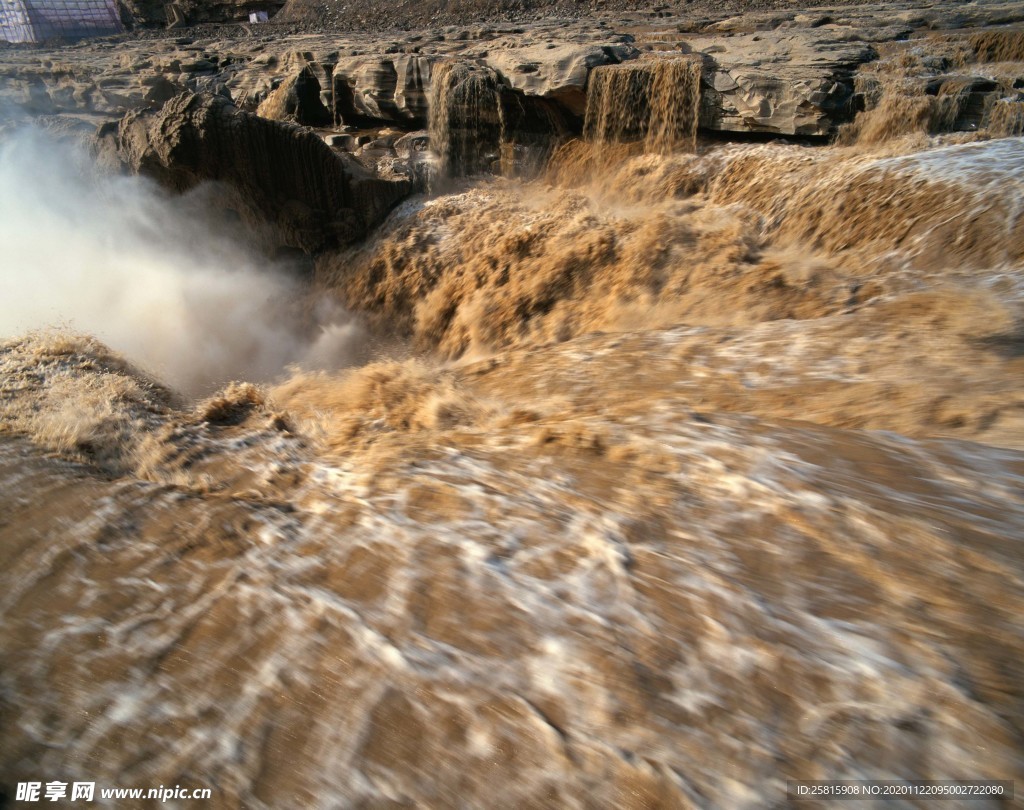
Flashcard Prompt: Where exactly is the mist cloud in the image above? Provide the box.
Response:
[0,127,362,395]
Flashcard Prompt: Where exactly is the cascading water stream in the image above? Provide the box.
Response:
[584,56,703,155]
[427,61,503,190]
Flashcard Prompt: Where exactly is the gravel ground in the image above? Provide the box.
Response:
[272,0,878,32]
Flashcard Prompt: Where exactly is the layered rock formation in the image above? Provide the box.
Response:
[3,0,1021,151]
[111,92,410,251]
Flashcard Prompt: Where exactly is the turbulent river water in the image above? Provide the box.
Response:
[2,37,1024,809]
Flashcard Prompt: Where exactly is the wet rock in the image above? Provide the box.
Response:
[257,64,333,126]
[325,131,358,150]
[112,91,411,252]
[393,130,430,157]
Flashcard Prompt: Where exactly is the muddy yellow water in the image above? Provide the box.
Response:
[2,79,1024,808]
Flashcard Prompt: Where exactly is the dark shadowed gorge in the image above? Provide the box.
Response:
[1,0,1024,807]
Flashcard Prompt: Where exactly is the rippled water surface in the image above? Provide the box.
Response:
[2,54,1024,809]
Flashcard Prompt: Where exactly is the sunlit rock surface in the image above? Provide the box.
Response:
[3,0,1022,138]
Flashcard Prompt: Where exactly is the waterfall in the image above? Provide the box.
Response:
[427,62,503,189]
[584,56,702,155]
[426,56,701,189]
[988,97,1024,137]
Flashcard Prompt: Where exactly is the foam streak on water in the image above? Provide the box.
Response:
[3,89,1024,807]
[1,380,1023,806]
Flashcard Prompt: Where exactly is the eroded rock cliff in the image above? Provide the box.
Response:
[111,92,411,252]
